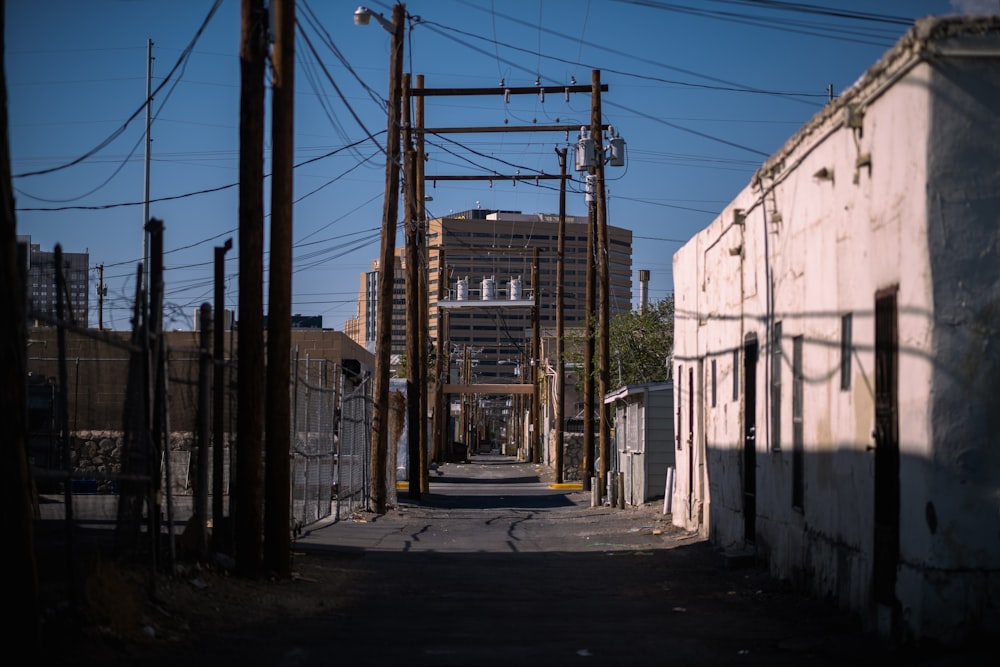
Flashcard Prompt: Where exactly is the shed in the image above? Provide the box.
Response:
[604,381,674,506]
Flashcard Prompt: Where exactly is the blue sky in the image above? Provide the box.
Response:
[7,0,992,331]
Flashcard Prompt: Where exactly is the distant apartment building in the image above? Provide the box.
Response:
[344,253,406,356]
[348,209,633,377]
[18,235,90,327]
[429,209,632,382]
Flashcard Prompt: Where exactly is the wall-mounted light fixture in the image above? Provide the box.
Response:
[813,167,834,182]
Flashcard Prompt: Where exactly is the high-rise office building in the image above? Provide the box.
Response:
[349,208,633,379]
[427,209,632,383]
[345,253,406,356]
[19,235,90,327]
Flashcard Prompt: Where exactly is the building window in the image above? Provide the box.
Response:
[840,313,852,391]
[732,348,739,401]
[711,359,717,407]
[771,321,782,451]
[676,364,683,450]
[792,335,804,511]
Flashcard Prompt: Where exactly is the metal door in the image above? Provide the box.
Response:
[743,335,758,543]
[873,289,900,607]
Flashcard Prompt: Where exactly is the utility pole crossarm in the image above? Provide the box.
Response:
[411,84,607,97]
[424,174,570,182]
[422,124,610,135]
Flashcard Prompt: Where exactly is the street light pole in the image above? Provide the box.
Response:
[357,3,405,514]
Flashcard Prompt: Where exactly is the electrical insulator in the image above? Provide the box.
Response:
[575,126,593,171]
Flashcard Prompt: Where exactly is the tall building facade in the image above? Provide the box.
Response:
[344,254,406,355]
[19,235,90,327]
[349,209,633,378]
[426,209,633,383]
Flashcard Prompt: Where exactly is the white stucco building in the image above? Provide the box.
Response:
[671,16,999,645]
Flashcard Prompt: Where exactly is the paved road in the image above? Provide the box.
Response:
[174,454,983,666]
[42,454,988,666]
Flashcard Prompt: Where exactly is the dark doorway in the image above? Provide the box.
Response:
[687,366,695,522]
[743,335,758,543]
[873,289,900,608]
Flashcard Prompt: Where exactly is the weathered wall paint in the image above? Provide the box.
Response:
[672,16,1000,644]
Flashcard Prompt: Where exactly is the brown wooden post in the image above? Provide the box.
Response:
[554,148,567,483]
[235,0,267,574]
[593,69,611,503]
[0,40,38,631]
[583,167,595,492]
[195,302,212,561]
[370,3,405,515]
[531,247,541,464]
[415,74,430,494]
[264,0,294,576]
[403,75,421,500]
[433,248,447,464]
[212,238,232,553]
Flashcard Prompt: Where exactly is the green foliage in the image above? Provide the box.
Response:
[609,296,674,387]
[562,296,674,392]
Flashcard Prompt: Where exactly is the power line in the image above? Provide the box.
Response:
[15,137,376,212]
[13,0,224,179]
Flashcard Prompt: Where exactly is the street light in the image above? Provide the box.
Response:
[356,2,406,514]
[354,6,395,31]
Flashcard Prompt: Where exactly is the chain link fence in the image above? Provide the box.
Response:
[290,356,337,529]
[333,377,373,520]
[32,327,376,530]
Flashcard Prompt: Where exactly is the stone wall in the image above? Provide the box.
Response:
[548,431,584,481]
[64,430,227,496]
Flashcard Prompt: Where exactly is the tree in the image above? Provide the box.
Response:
[564,296,674,394]
[609,295,674,387]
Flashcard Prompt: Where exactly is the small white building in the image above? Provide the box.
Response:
[605,381,675,506]
[671,16,1000,645]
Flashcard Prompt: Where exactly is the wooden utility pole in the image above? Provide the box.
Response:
[194,303,212,561]
[583,173,596,492]
[593,69,611,503]
[554,147,567,483]
[433,248,448,464]
[142,39,153,295]
[370,3,406,515]
[96,263,106,330]
[415,74,430,494]
[531,248,540,464]
[410,81,604,471]
[146,220,167,566]
[403,73,421,500]
[0,1,39,635]
[212,238,232,553]
[235,0,267,575]
[264,0,294,576]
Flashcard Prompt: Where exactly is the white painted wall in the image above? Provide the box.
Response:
[672,17,1000,644]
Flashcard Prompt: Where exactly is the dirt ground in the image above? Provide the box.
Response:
[36,521,363,664]
[36,500,694,664]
